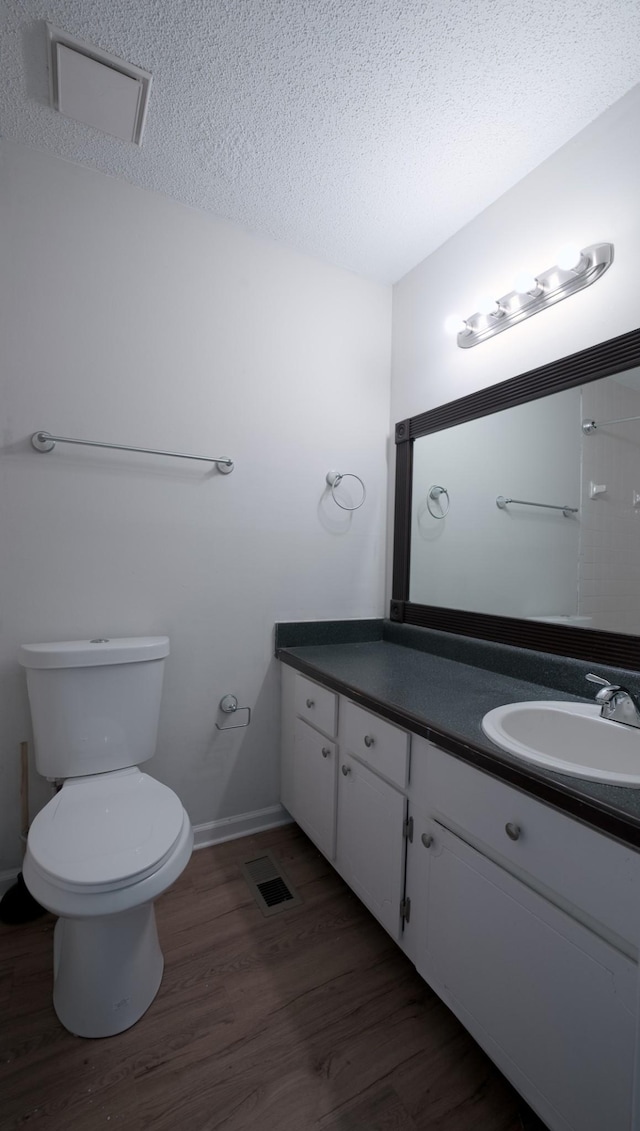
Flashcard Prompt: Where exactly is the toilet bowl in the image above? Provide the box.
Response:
[18,636,193,1038]
[23,769,193,1038]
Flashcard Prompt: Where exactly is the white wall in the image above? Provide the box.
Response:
[391,83,640,602]
[0,140,391,876]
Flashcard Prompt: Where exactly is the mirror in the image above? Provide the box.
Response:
[411,368,640,633]
[391,328,640,669]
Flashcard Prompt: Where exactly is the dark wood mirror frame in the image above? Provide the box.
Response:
[391,326,640,671]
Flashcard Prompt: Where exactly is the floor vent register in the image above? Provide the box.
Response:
[240,851,302,917]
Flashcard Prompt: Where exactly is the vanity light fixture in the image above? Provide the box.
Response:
[452,243,613,349]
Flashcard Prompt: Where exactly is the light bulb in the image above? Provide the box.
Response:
[513,270,538,294]
[476,294,499,316]
[444,313,468,335]
[556,243,583,272]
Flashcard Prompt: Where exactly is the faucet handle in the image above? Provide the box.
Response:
[586,675,640,728]
[586,673,621,705]
[585,673,616,687]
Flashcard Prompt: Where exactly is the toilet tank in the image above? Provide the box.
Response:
[18,637,170,779]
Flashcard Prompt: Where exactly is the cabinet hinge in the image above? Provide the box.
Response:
[402,816,414,842]
[400,896,411,924]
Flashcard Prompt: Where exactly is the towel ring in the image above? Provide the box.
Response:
[326,470,366,512]
[426,485,450,519]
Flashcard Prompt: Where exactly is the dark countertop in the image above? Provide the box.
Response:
[275,622,640,849]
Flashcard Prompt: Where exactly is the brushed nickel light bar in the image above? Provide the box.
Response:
[456,243,614,349]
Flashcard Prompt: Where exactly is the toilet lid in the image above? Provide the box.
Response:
[28,770,186,890]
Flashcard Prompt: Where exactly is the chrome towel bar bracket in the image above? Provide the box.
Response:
[31,431,234,473]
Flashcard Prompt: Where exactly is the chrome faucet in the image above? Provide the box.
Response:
[586,673,640,729]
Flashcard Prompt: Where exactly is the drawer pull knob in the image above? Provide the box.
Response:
[321,747,331,758]
[341,764,351,776]
[421,833,434,848]
[306,698,315,708]
[505,822,521,841]
[363,734,375,748]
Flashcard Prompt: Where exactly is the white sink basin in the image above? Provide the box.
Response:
[481,701,640,786]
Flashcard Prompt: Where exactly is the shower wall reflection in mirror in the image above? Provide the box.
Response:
[410,366,640,636]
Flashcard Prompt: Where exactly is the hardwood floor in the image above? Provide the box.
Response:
[0,824,547,1131]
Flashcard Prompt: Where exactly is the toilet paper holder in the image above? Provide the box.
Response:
[215,694,252,731]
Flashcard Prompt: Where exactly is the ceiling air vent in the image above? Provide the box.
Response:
[46,24,152,145]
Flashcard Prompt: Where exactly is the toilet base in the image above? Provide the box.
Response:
[53,902,164,1038]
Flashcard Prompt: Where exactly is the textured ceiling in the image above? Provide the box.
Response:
[2,1,640,282]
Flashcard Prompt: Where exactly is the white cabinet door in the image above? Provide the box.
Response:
[419,822,636,1131]
[336,752,407,940]
[291,717,337,860]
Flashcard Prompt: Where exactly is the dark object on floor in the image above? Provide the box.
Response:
[0,872,47,924]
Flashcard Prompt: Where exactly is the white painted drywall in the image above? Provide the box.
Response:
[391,85,640,620]
[0,140,391,875]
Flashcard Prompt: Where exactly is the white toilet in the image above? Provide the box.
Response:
[18,636,193,1039]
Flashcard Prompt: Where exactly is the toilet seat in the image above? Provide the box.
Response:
[27,768,185,894]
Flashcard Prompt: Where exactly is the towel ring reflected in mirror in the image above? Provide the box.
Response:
[426,485,450,519]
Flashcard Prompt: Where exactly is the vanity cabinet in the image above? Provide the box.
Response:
[281,666,410,938]
[280,661,640,1131]
[410,742,638,1131]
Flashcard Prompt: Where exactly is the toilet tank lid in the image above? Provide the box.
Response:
[18,636,170,669]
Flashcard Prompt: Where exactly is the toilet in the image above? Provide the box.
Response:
[18,636,193,1039]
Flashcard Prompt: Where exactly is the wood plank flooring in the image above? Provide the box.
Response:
[0,824,547,1131]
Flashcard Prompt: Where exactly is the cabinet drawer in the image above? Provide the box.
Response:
[294,674,338,738]
[427,743,640,949]
[341,700,409,788]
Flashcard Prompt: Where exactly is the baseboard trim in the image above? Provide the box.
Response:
[192,805,293,850]
[0,869,21,899]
